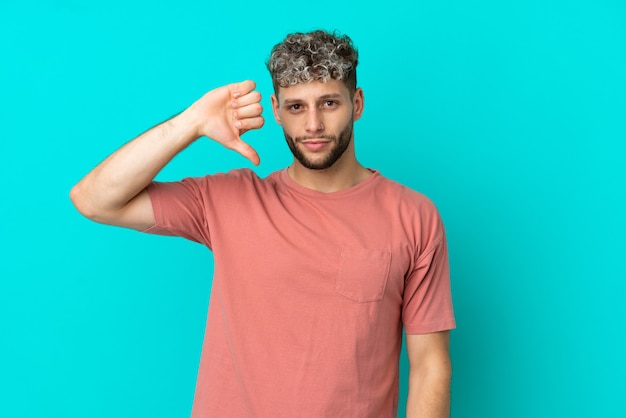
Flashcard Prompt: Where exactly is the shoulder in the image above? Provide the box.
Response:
[178,168,272,190]
[202,167,259,183]
[203,169,286,205]
[373,174,446,244]
[150,168,279,202]
[375,174,440,215]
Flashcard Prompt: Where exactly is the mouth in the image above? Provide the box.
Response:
[298,137,333,152]
[300,140,330,151]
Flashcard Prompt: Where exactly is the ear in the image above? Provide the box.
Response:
[271,94,282,125]
[352,88,364,121]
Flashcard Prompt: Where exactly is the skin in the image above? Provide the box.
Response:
[271,78,370,192]
[406,332,452,418]
[70,81,264,230]
[70,78,452,417]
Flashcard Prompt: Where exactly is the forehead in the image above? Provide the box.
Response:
[277,79,351,103]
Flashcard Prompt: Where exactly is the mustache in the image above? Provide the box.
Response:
[295,134,336,142]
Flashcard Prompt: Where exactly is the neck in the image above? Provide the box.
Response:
[287,149,372,193]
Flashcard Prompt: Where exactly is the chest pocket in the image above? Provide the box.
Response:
[335,246,392,303]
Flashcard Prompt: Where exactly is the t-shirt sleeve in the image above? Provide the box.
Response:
[402,216,456,335]
[142,176,214,248]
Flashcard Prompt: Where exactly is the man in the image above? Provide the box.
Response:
[71,30,455,417]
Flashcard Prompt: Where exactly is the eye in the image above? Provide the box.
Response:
[287,103,303,113]
[322,100,338,108]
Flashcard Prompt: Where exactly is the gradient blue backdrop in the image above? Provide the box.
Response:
[1,1,624,417]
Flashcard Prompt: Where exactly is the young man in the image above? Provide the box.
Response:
[71,30,455,417]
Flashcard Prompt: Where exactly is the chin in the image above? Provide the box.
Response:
[298,153,342,171]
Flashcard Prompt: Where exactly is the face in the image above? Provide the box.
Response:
[271,79,364,170]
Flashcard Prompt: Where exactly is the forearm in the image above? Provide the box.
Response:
[71,81,263,227]
[406,366,451,418]
[71,108,199,218]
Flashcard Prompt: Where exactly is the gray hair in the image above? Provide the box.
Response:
[267,30,358,95]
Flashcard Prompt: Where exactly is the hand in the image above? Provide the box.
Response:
[188,80,264,165]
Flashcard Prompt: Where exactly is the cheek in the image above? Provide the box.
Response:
[278,122,298,141]
[277,115,298,133]
[334,113,353,132]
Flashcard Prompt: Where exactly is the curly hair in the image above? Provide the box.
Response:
[266,30,358,95]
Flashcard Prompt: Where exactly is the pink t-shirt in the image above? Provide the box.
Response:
[145,168,455,418]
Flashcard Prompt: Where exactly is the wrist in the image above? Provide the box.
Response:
[169,108,203,147]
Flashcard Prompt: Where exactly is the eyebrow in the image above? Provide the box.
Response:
[282,94,343,105]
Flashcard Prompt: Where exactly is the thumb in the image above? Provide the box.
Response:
[228,138,260,166]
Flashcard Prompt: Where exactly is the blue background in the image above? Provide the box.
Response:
[1,0,624,417]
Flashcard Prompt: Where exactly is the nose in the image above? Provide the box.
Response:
[305,109,324,133]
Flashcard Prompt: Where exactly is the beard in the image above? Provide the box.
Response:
[283,120,354,170]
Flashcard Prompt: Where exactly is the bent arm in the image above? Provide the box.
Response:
[406,331,452,418]
[70,113,197,230]
[70,81,264,230]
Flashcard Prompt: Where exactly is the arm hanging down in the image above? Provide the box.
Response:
[406,331,452,418]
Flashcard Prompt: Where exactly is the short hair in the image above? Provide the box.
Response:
[266,30,358,96]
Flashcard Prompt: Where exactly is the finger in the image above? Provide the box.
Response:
[235,115,265,132]
[233,103,263,119]
[231,80,256,99]
[232,91,262,108]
